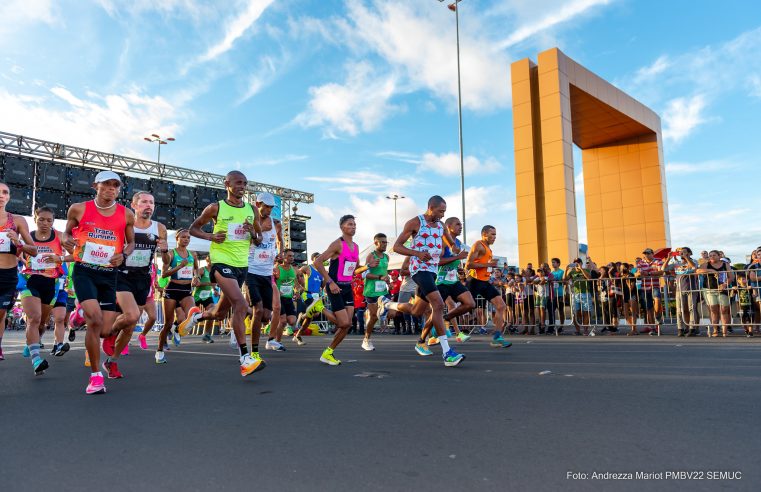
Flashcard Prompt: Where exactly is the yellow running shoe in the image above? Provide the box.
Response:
[320,347,341,366]
[251,352,267,372]
[178,307,201,336]
[240,353,262,377]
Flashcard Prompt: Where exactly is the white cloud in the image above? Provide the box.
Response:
[0,0,57,37]
[96,0,207,20]
[633,55,670,85]
[295,61,401,138]
[418,152,502,177]
[304,170,410,195]
[749,74,761,99]
[238,54,283,104]
[665,159,737,175]
[662,94,707,143]
[196,0,275,64]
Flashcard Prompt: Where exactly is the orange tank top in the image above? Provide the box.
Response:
[470,240,493,281]
[72,201,127,267]
[22,230,63,278]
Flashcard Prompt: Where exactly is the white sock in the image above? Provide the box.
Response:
[439,336,450,353]
[92,371,102,377]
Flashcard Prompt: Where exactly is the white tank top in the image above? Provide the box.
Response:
[248,224,277,275]
[409,215,444,276]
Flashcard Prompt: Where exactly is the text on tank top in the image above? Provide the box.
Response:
[0,212,19,256]
[469,240,493,281]
[409,215,443,276]
[124,220,159,274]
[23,230,63,278]
[363,251,389,296]
[305,265,322,293]
[328,239,359,283]
[73,201,126,267]
[437,238,461,285]
[209,200,254,268]
[277,265,296,298]
[170,249,194,281]
[249,221,277,275]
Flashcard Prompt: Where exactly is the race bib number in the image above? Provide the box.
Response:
[445,269,458,282]
[257,248,274,263]
[198,290,211,300]
[227,223,250,241]
[30,254,54,271]
[83,242,115,266]
[280,284,294,296]
[374,280,387,293]
[342,261,357,277]
[177,265,194,280]
[126,249,152,268]
[0,232,9,253]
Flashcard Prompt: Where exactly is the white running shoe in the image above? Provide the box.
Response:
[361,338,375,351]
[265,340,285,351]
[155,351,166,364]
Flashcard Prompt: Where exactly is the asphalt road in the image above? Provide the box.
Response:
[1,330,759,492]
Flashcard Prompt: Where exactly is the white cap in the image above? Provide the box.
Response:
[256,191,276,206]
[94,170,122,184]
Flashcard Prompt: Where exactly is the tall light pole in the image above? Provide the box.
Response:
[386,194,406,237]
[144,133,175,177]
[438,0,467,243]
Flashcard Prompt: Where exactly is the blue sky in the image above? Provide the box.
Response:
[2,0,761,262]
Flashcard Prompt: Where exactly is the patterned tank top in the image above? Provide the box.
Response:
[409,215,443,276]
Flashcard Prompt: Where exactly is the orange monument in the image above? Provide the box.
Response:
[511,48,670,265]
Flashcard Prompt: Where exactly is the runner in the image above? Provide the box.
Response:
[292,253,339,345]
[193,255,216,342]
[466,225,511,348]
[20,206,62,375]
[50,262,72,356]
[383,196,466,366]
[182,170,263,376]
[416,217,474,354]
[137,262,159,349]
[63,171,135,394]
[270,249,301,350]
[310,215,361,365]
[358,233,391,351]
[155,229,197,363]
[102,191,168,376]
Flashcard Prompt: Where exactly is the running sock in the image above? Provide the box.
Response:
[252,344,259,354]
[29,343,41,363]
[417,337,425,344]
[92,371,103,377]
[438,336,450,353]
[267,337,274,342]
[239,344,248,356]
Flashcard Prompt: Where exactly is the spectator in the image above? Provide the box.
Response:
[635,248,664,334]
[696,250,733,337]
[549,258,566,333]
[533,268,548,335]
[597,265,618,334]
[733,273,757,337]
[663,247,699,337]
[617,263,639,335]
[351,271,366,335]
[565,258,592,335]
[746,248,761,334]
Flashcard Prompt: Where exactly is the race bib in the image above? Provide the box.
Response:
[198,290,211,300]
[83,242,115,266]
[0,232,9,253]
[126,249,152,268]
[257,248,274,263]
[342,261,357,277]
[280,284,294,296]
[487,267,493,273]
[30,254,54,271]
[177,265,194,280]
[374,280,387,293]
[227,223,250,241]
[445,269,458,282]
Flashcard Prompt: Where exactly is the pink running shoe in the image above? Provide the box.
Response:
[102,334,116,357]
[138,334,148,350]
[69,306,86,329]
[121,344,129,356]
[85,374,106,394]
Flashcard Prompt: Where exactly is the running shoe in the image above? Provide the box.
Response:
[320,347,341,366]
[293,335,305,346]
[427,336,440,346]
[155,351,167,364]
[265,340,286,351]
[39,342,45,349]
[415,343,433,356]
[22,345,30,358]
[456,332,471,343]
[201,333,214,343]
[54,343,70,356]
[85,374,106,395]
[443,349,465,367]
[50,343,60,356]
[377,296,390,318]
[490,335,512,348]
[240,353,263,376]
[68,329,76,342]
[33,358,49,376]
[361,338,375,351]
[284,326,294,336]
[177,309,202,337]
[138,333,148,350]
[102,334,116,356]
[172,331,181,347]
[251,352,267,372]
[103,360,124,379]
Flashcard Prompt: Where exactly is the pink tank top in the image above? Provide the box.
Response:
[328,239,359,283]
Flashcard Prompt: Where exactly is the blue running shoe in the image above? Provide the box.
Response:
[33,358,49,376]
[22,345,30,358]
[443,349,465,367]
[173,332,181,347]
[490,336,512,348]
[414,343,433,356]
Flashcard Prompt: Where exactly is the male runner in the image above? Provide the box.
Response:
[311,215,360,365]
[383,196,465,366]
[466,225,511,348]
[181,171,263,376]
[269,249,301,350]
[63,171,135,394]
[245,192,283,359]
[416,217,474,354]
[193,255,217,342]
[358,233,390,351]
[292,253,339,345]
[101,191,167,378]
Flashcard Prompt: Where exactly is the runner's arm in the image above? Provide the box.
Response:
[13,216,37,256]
[157,223,169,253]
[189,203,223,242]
[443,228,460,254]
[122,209,136,258]
[275,221,284,256]
[392,217,424,259]
[62,203,84,253]
[465,242,489,270]
[313,240,341,292]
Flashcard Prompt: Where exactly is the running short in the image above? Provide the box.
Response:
[117,271,152,306]
[72,262,118,311]
[196,297,214,308]
[246,273,274,311]
[412,271,438,298]
[327,282,353,311]
[467,278,500,302]
[398,290,415,304]
[20,275,58,305]
[740,307,754,324]
[280,296,296,317]
[211,263,247,288]
[54,287,68,308]
[66,296,77,312]
[437,281,468,301]
[163,281,193,303]
[364,294,385,305]
[0,266,17,310]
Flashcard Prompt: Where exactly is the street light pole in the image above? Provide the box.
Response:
[386,194,406,237]
[143,133,175,177]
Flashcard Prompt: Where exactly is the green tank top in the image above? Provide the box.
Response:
[170,249,193,281]
[193,266,213,301]
[209,200,255,268]
[276,265,296,299]
[363,251,389,297]
[437,258,460,285]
